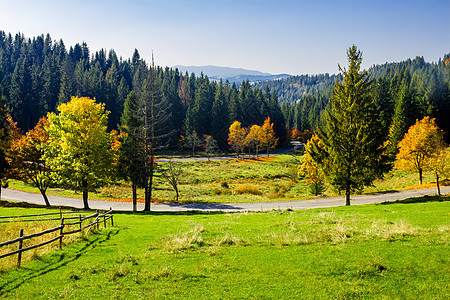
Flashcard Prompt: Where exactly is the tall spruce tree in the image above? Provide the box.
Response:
[119,91,145,211]
[211,79,229,148]
[311,46,388,205]
[0,85,11,200]
[141,55,173,211]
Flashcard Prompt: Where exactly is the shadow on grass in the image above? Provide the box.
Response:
[380,194,449,205]
[0,229,120,296]
[0,200,101,212]
[112,208,229,217]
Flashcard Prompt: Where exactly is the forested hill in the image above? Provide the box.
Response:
[276,53,450,145]
[0,30,449,148]
[255,55,450,104]
[0,31,288,148]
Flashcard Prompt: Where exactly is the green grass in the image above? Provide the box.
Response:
[0,196,449,299]
[6,153,444,204]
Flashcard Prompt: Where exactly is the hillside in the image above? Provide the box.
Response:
[255,55,450,104]
[174,65,290,84]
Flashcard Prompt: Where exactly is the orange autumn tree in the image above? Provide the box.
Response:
[8,117,53,206]
[298,135,326,195]
[395,116,445,185]
[228,121,247,159]
[291,128,301,140]
[260,117,278,157]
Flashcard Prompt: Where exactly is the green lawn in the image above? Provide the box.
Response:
[6,153,442,204]
[0,196,448,299]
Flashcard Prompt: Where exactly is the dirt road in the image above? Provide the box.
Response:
[1,186,448,212]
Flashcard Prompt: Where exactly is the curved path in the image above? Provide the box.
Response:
[1,186,448,212]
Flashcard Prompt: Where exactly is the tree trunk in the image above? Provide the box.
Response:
[132,181,137,212]
[418,168,423,185]
[175,185,179,202]
[40,189,51,207]
[0,184,2,201]
[144,185,149,211]
[144,159,154,211]
[436,172,440,196]
[82,180,89,209]
[345,183,351,206]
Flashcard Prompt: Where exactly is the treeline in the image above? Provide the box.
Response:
[254,73,340,104]
[0,31,287,148]
[275,55,450,142]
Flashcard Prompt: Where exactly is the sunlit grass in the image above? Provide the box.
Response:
[6,153,447,204]
[0,197,448,299]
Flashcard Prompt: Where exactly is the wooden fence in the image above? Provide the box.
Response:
[0,209,114,267]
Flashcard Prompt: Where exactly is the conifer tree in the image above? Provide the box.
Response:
[387,71,414,156]
[141,56,173,211]
[119,91,145,211]
[211,79,229,148]
[312,46,388,205]
[0,85,11,200]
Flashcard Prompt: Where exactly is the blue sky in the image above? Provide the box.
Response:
[0,0,449,75]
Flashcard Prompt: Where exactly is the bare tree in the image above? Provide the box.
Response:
[161,161,183,201]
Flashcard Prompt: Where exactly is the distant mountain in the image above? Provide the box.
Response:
[173,65,290,84]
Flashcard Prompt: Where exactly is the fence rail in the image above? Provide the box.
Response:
[0,209,114,267]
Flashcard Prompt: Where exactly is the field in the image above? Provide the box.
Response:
[7,153,441,204]
[0,196,448,299]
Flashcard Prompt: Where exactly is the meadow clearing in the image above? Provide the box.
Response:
[7,153,440,205]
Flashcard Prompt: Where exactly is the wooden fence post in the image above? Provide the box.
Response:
[60,218,64,249]
[103,215,106,228]
[59,207,62,220]
[79,214,82,232]
[17,228,24,267]
[96,211,99,230]
[110,207,113,227]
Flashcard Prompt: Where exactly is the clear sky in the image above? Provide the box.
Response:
[0,0,449,75]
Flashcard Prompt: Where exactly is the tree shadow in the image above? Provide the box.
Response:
[0,229,120,296]
[380,195,449,205]
[0,200,96,212]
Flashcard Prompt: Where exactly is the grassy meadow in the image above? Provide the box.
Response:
[7,153,442,204]
[0,196,449,299]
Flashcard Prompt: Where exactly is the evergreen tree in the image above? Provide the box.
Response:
[141,56,174,211]
[0,85,11,200]
[312,46,389,206]
[191,74,212,135]
[10,56,35,130]
[211,79,230,148]
[228,83,240,123]
[119,91,145,211]
[387,71,414,156]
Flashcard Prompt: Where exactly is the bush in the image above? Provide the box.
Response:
[233,185,262,195]
[221,181,229,189]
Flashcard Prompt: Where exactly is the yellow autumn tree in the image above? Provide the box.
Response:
[395,116,445,185]
[228,121,247,159]
[45,96,113,209]
[298,135,326,195]
[428,145,450,195]
[245,124,263,157]
[260,117,278,157]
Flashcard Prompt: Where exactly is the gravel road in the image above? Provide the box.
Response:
[2,186,448,212]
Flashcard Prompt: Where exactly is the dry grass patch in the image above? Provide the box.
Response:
[0,220,80,270]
